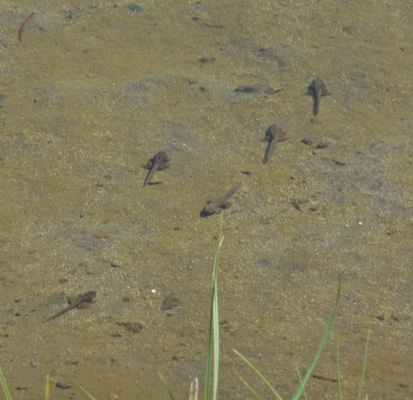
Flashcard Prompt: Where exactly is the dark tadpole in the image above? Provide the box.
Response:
[143,151,170,187]
[263,124,287,164]
[200,183,242,217]
[308,77,329,116]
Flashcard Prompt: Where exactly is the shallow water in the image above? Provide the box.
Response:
[0,1,412,399]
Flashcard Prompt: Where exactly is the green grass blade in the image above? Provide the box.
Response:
[189,381,194,400]
[205,299,213,400]
[233,349,283,400]
[336,334,342,400]
[189,377,199,400]
[357,330,370,400]
[236,273,342,400]
[238,375,266,400]
[45,373,50,400]
[0,368,12,400]
[212,237,222,400]
[159,374,176,400]
[295,366,308,400]
[57,371,96,400]
[291,272,342,400]
[205,217,223,400]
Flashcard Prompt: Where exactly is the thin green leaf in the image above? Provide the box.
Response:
[235,272,342,400]
[233,349,283,400]
[295,365,308,400]
[238,375,266,400]
[205,216,223,400]
[0,368,12,400]
[57,371,96,400]
[336,334,342,400]
[291,272,342,400]
[188,381,193,400]
[357,330,370,400]
[212,240,221,400]
[159,374,176,400]
[45,373,50,400]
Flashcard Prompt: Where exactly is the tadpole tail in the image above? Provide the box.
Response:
[143,169,154,187]
[263,140,275,164]
[313,90,321,116]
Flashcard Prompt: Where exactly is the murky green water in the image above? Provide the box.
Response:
[1,1,412,398]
